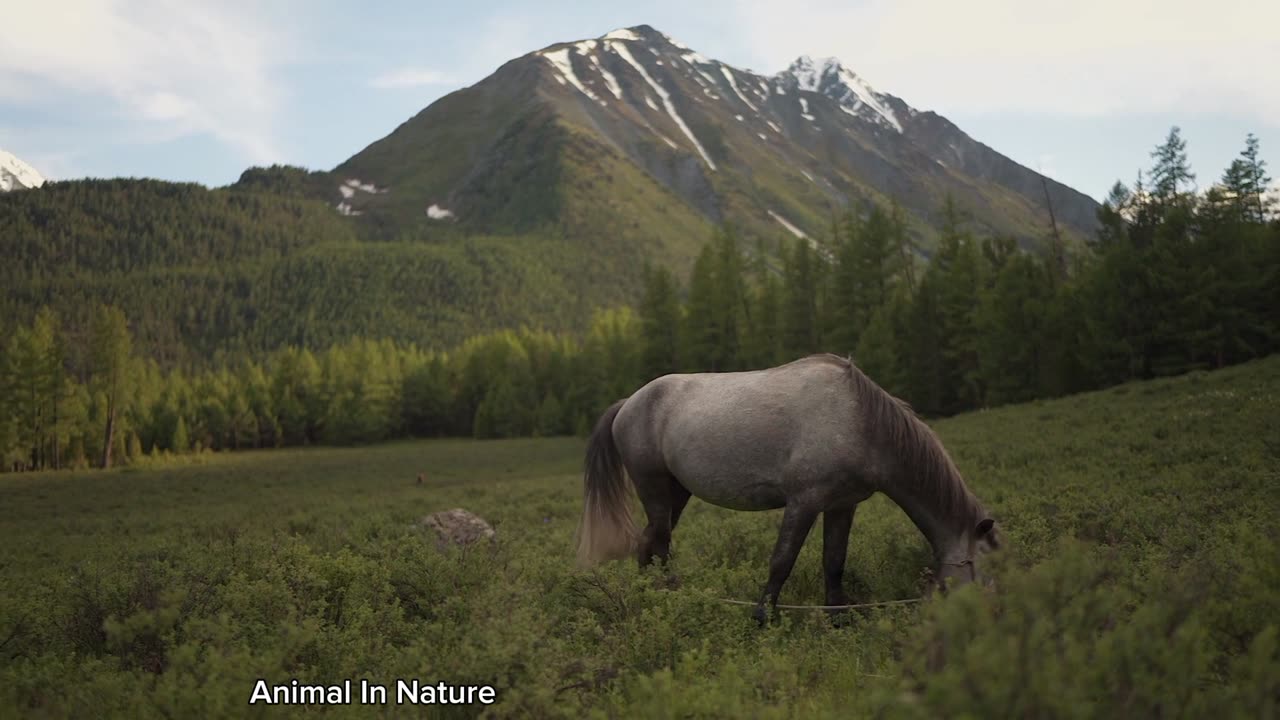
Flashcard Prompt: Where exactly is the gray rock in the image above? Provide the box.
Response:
[420,509,495,548]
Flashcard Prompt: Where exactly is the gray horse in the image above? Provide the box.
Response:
[575,354,1000,622]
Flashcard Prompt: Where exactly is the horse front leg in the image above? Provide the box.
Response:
[753,503,819,626]
[822,507,855,609]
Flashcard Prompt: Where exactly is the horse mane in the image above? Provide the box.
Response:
[807,354,985,533]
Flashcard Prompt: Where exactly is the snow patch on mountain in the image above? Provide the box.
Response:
[609,40,717,171]
[799,98,815,121]
[344,178,381,193]
[790,56,822,92]
[721,67,758,112]
[829,63,901,132]
[768,210,807,239]
[427,204,454,219]
[588,54,623,99]
[0,149,45,191]
[783,56,902,133]
[542,48,599,101]
[602,28,641,41]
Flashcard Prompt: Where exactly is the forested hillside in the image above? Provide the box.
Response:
[2,129,1274,473]
[0,178,625,364]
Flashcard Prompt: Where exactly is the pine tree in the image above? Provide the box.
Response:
[1238,133,1273,222]
[854,290,908,398]
[856,204,896,312]
[127,432,143,463]
[683,245,721,370]
[744,256,783,369]
[782,238,819,357]
[89,305,133,469]
[975,253,1050,405]
[712,226,748,370]
[401,354,452,437]
[1094,181,1133,250]
[172,415,189,453]
[534,392,565,437]
[828,211,863,355]
[638,264,681,380]
[1150,126,1196,207]
[930,197,986,410]
[890,200,917,294]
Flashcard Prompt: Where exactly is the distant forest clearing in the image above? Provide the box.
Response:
[2,357,1277,718]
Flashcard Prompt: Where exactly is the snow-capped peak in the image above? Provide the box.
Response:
[779,56,902,133]
[788,55,821,91]
[0,149,46,192]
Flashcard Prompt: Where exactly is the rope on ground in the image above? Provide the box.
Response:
[716,597,924,611]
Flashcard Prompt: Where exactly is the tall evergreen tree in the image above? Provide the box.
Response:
[782,238,820,357]
[1150,126,1196,207]
[828,211,863,355]
[638,264,682,380]
[712,227,748,370]
[89,306,134,469]
[930,197,986,410]
[1238,133,1273,222]
[683,245,721,371]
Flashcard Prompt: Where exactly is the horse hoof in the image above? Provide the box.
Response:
[751,605,768,627]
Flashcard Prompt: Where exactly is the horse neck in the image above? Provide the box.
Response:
[877,467,975,563]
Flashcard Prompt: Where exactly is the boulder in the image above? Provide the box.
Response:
[420,509,495,548]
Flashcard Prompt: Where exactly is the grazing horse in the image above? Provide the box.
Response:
[575,354,1000,622]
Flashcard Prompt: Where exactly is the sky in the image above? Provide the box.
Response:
[2,0,1276,202]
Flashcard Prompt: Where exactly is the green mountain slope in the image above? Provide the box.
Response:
[0,181,632,362]
[2,25,1106,362]
[327,25,1099,254]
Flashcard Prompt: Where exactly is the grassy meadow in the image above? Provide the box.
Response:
[2,357,1278,718]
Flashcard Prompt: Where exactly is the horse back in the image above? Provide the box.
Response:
[612,360,866,509]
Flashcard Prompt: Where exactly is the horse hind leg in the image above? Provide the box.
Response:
[669,478,692,532]
[635,475,690,568]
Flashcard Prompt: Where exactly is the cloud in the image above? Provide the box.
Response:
[729,0,1279,121]
[0,0,289,164]
[369,67,455,89]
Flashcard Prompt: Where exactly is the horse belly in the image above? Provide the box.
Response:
[663,434,791,511]
[677,467,788,511]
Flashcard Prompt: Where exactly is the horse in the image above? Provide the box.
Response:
[574,353,1000,622]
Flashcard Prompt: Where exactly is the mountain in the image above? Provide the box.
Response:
[3,26,1106,362]
[328,25,1099,260]
[0,149,45,192]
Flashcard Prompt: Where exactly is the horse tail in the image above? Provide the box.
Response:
[575,398,636,567]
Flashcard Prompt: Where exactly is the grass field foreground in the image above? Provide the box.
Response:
[1,358,1278,718]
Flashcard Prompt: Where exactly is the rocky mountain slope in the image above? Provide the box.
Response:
[329,24,1098,262]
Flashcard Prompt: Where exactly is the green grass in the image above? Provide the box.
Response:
[3,359,1279,718]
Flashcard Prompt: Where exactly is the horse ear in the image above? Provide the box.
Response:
[976,518,995,537]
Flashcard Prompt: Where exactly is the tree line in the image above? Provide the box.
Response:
[0,128,1275,471]
[0,177,616,364]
